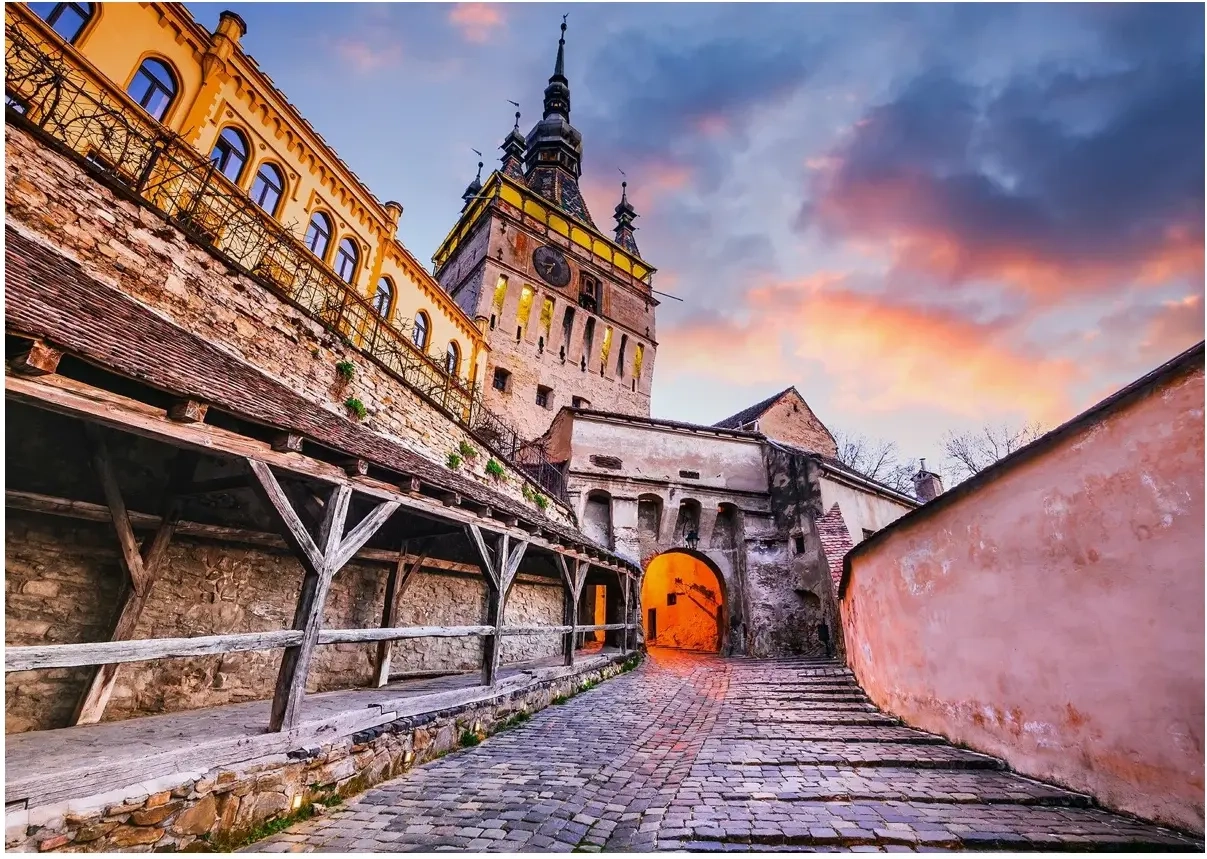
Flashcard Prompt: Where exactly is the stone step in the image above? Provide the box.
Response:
[679,766,1094,806]
[709,725,947,744]
[732,693,872,704]
[696,740,1006,769]
[670,800,1201,851]
[725,701,881,713]
[714,712,901,726]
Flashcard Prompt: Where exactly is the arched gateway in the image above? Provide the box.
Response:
[640,550,727,653]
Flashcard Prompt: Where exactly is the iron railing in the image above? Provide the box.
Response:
[4,17,566,501]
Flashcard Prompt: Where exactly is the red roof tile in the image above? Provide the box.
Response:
[816,503,854,593]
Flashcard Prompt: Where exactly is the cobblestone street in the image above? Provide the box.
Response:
[250,650,1199,852]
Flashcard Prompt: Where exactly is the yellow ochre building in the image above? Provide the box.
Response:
[8,1,488,388]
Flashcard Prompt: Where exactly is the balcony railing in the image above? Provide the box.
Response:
[4,17,566,502]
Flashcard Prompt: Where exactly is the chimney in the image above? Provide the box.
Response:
[912,458,943,503]
[201,10,246,81]
[383,201,404,238]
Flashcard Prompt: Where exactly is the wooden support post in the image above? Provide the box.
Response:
[621,573,632,655]
[466,524,528,686]
[555,555,585,666]
[340,458,369,477]
[372,543,429,687]
[167,399,208,423]
[73,431,197,725]
[10,339,63,376]
[248,460,399,731]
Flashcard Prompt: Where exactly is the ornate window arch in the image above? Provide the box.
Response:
[335,237,359,284]
[304,211,333,260]
[209,126,249,184]
[249,162,285,216]
[412,311,430,350]
[31,2,94,44]
[127,57,178,122]
[373,277,394,317]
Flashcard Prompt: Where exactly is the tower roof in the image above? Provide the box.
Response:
[500,110,527,182]
[613,180,640,256]
[460,160,483,211]
[523,17,595,227]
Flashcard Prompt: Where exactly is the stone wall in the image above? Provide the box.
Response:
[3,123,567,526]
[818,473,914,544]
[841,348,1204,834]
[4,512,562,734]
[5,653,636,853]
[437,211,655,441]
[756,392,838,458]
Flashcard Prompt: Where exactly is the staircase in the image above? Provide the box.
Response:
[674,657,1203,851]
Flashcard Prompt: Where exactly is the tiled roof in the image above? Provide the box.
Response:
[713,387,796,429]
[5,226,632,566]
[815,504,854,593]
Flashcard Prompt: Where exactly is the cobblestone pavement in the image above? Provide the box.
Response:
[250,650,1201,852]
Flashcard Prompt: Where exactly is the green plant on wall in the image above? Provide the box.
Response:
[458,440,478,459]
[447,452,463,470]
[335,360,355,381]
[485,458,505,479]
[344,397,367,420]
[535,494,548,511]
[521,483,535,502]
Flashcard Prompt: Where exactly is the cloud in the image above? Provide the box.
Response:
[333,38,402,73]
[448,3,504,44]
[798,10,1205,302]
[657,274,1082,425]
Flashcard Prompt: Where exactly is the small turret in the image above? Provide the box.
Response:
[500,111,526,182]
[613,180,640,255]
[460,161,484,211]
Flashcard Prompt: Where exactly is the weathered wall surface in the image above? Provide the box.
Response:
[4,513,561,734]
[3,124,564,525]
[819,475,914,543]
[841,359,1205,834]
[756,393,838,457]
[438,214,655,441]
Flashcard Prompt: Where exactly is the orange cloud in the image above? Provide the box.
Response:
[333,39,402,73]
[448,4,504,43]
[658,275,1082,426]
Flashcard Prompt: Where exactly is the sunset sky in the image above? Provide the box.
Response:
[189,3,1204,469]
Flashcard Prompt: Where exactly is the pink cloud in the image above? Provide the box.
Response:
[333,38,402,73]
[448,4,505,44]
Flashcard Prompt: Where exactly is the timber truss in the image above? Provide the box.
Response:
[4,333,640,734]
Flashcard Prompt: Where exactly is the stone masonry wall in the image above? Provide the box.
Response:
[757,393,839,458]
[4,513,562,734]
[6,654,635,853]
[438,213,655,441]
[3,124,568,527]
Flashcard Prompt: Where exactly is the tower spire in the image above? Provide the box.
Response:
[613,179,640,255]
[500,108,526,182]
[542,16,570,120]
[460,159,484,211]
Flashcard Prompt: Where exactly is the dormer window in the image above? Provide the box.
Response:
[578,273,600,313]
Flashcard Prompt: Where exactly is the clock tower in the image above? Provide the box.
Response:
[433,21,658,442]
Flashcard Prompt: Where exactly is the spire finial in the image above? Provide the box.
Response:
[553,15,567,79]
[542,15,571,119]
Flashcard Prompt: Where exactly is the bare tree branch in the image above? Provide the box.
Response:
[941,421,1044,483]
[833,430,916,496]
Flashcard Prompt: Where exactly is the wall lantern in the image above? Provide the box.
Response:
[684,529,699,550]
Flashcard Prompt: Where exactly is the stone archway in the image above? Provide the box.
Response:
[640,550,727,653]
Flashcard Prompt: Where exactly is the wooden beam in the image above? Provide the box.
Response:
[621,574,632,655]
[271,431,304,453]
[9,340,62,376]
[167,399,208,423]
[320,625,493,646]
[247,460,324,575]
[7,630,303,672]
[340,457,369,477]
[6,488,492,574]
[72,445,198,724]
[436,490,461,507]
[480,538,529,687]
[399,475,421,493]
[6,372,638,573]
[556,555,579,666]
[465,523,498,589]
[329,499,400,572]
[372,545,428,687]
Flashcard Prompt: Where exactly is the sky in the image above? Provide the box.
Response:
[188,2,1204,469]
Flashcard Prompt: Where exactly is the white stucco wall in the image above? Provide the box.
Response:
[819,475,915,544]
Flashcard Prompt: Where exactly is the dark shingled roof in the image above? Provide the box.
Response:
[5,225,635,567]
[713,387,796,430]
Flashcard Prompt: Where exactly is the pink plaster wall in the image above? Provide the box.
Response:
[841,357,1204,834]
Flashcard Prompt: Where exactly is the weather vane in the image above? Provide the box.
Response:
[471,148,482,159]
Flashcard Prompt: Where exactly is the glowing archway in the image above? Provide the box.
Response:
[641,550,726,652]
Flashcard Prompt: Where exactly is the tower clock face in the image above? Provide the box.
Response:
[532,245,571,288]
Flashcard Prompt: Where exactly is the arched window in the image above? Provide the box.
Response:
[373,277,393,317]
[127,58,177,122]
[411,311,430,350]
[209,127,248,183]
[445,341,461,376]
[334,238,359,284]
[249,162,284,216]
[303,211,332,259]
[31,2,94,44]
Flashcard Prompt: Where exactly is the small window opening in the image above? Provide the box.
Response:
[793,535,805,554]
[492,367,511,392]
[536,385,552,408]
[667,593,678,606]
